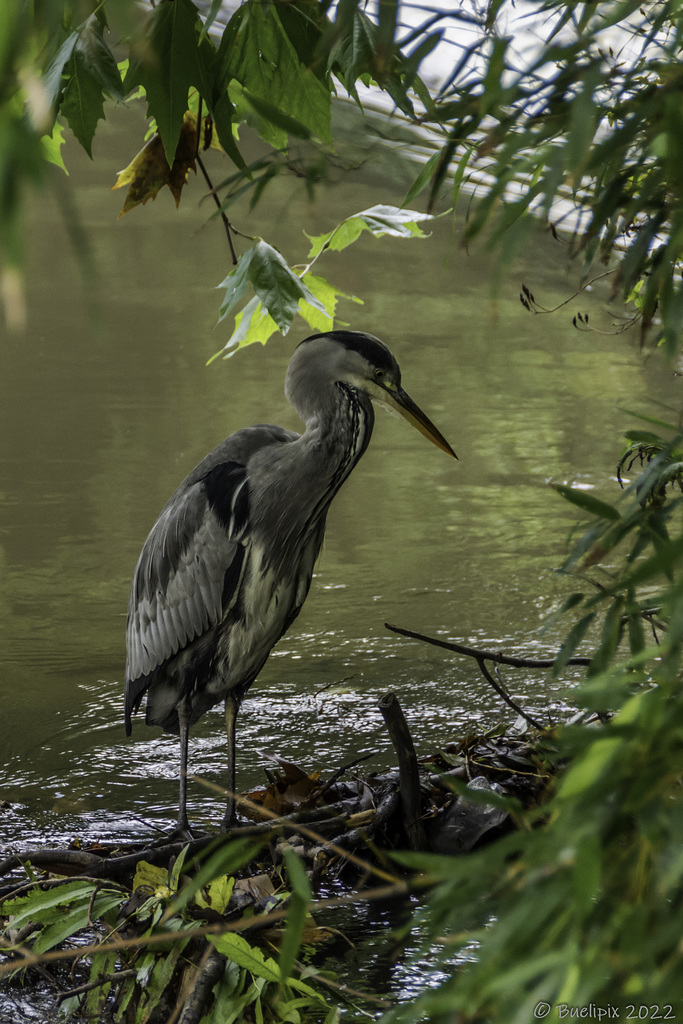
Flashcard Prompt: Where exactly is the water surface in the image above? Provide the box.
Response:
[1,101,678,847]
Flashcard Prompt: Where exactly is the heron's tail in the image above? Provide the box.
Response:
[123,674,151,736]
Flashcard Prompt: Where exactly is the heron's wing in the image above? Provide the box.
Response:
[125,460,249,689]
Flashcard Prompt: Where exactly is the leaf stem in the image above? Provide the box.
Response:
[196,153,238,265]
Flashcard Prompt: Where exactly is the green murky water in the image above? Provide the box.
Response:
[0,101,678,851]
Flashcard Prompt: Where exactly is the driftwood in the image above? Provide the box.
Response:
[378,692,427,850]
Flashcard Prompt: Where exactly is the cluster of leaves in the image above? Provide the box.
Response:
[417,0,683,350]
[7,0,683,350]
[383,423,683,1021]
[211,204,435,355]
[0,838,332,1023]
[2,0,444,331]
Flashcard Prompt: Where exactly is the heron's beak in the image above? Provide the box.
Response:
[383,385,458,459]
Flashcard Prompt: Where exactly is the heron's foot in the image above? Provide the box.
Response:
[156,820,205,844]
[220,801,241,832]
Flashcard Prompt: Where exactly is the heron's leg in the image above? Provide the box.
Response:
[177,695,192,832]
[221,692,239,829]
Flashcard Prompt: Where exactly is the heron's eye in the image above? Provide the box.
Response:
[374,368,385,381]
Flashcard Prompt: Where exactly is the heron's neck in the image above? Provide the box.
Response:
[299,381,375,490]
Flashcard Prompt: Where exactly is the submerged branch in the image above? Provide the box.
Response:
[476,658,545,730]
[385,622,593,730]
[385,623,592,669]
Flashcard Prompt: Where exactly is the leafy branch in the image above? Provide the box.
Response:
[209,205,437,358]
[0,826,407,1022]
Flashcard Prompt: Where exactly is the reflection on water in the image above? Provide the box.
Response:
[1,103,679,855]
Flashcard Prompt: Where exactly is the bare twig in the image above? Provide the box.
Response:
[195,95,202,160]
[189,783,402,884]
[520,270,615,315]
[196,154,238,265]
[299,749,379,809]
[385,622,590,730]
[476,660,545,730]
[55,969,137,1008]
[385,623,592,668]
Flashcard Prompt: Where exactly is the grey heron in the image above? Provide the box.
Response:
[124,330,456,831]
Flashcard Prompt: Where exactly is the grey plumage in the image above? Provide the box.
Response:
[124,330,456,830]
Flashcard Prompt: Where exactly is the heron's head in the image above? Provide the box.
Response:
[285,330,457,459]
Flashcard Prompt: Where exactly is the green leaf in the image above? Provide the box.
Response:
[203,960,243,1021]
[41,31,79,113]
[85,949,118,1017]
[566,63,601,175]
[229,80,286,149]
[75,14,123,100]
[451,143,475,213]
[557,734,622,801]
[124,0,210,164]
[242,89,311,140]
[600,534,683,598]
[166,836,260,917]
[622,430,667,446]
[199,0,225,41]
[305,205,435,259]
[283,975,328,1002]
[298,273,362,332]
[168,843,191,892]
[558,592,586,614]
[217,241,326,333]
[401,31,444,90]
[376,0,398,82]
[329,8,377,100]
[33,891,123,955]
[304,220,363,261]
[0,882,94,928]
[573,831,602,913]
[618,408,677,432]
[61,53,106,157]
[209,296,280,359]
[354,204,435,238]
[278,849,312,985]
[195,873,235,915]
[216,247,259,323]
[553,611,596,676]
[402,150,442,205]
[210,90,245,170]
[224,4,331,146]
[588,597,624,676]
[142,941,189,1019]
[133,859,172,895]
[553,484,621,521]
[41,120,68,172]
[442,777,523,815]
[626,595,646,656]
[212,932,281,983]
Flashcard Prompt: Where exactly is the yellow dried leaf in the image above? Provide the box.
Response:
[112,111,219,217]
[132,859,172,897]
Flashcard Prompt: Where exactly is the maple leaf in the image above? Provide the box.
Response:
[112,111,216,216]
